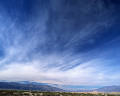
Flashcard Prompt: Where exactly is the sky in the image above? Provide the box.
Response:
[0,0,120,89]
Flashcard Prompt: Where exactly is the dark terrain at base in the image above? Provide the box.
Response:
[1,90,120,96]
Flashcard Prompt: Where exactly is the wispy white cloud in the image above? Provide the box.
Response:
[0,0,120,87]
[0,52,120,86]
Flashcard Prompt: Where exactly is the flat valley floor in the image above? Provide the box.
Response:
[1,90,120,96]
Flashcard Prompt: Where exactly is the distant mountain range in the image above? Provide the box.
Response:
[0,82,120,92]
[94,85,120,92]
[0,82,64,92]
[74,86,120,92]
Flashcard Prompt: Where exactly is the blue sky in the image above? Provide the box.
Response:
[0,0,120,89]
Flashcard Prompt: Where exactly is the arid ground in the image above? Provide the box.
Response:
[1,90,120,96]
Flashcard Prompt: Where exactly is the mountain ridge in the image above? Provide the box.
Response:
[0,81,120,92]
[0,82,64,92]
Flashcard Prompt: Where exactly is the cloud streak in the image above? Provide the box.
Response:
[0,0,120,87]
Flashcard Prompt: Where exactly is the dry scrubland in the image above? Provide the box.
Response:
[0,90,120,96]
